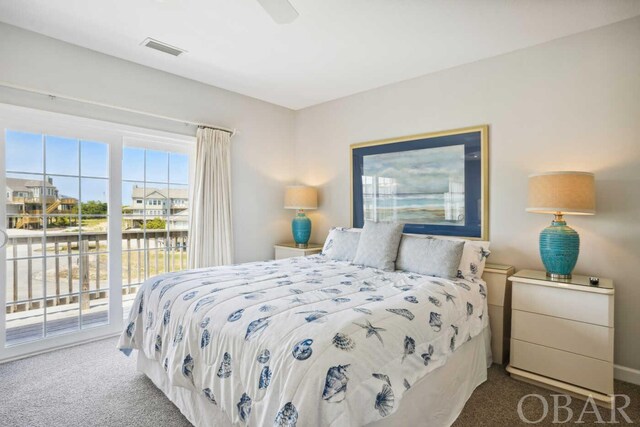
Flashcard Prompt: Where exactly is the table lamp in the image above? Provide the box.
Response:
[284,185,318,248]
[527,171,595,280]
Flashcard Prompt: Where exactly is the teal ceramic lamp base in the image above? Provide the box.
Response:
[292,210,312,248]
[539,214,580,280]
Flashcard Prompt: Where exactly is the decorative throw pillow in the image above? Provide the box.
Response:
[395,235,465,278]
[456,240,491,279]
[352,221,404,271]
[322,227,346,252]
[322,228,361,262]
[407,234,490,279]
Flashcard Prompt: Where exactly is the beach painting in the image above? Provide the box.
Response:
[351,126,488,239]
[361,145,465,225]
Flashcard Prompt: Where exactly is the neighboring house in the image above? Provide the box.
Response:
[5,177,77,229]
[124,185,189,230]
[6,177,59,205]
[168,209,189,231]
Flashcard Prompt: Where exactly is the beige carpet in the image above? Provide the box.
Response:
[454,363,640,426]
[0,337,637,426]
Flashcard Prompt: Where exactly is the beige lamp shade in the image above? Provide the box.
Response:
[527,171,595,215]
[284,185,318,210]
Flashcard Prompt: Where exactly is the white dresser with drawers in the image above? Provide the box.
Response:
[506,270,614,407]
[274,243,323,260]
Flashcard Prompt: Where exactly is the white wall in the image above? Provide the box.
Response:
[2,17,638,373]
[294,16,640,371]
[0,22,295,263]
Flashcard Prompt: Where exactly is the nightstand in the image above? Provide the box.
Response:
[274,243,323,260]
[483,263,515,365]
[506,270,614,407]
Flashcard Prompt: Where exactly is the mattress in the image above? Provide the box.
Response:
[118,255,490,426]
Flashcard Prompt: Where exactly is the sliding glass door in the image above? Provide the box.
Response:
[0,104,194,361]
[4,131,110,346]
[120,142,190,315]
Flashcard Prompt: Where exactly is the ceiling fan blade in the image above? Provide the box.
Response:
[256,0,299,24]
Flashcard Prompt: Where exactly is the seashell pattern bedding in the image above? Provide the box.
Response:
[118,254,488,426]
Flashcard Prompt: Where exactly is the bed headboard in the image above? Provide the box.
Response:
[482,263,515,365]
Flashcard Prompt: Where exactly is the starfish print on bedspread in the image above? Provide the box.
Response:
[353,320,386,345]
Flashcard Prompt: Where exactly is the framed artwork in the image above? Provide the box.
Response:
[351,125,488,240]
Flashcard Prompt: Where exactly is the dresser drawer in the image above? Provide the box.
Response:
[512,310,613,362]
[511,339,613,394]
[274,246,322,260]
[484,269,510,307]
[512,281,613,327]
[275,247,298,259]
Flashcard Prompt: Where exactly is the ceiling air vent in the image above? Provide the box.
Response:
[141,38,186,57]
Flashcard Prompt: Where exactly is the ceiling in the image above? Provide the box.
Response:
[1,0,639,110]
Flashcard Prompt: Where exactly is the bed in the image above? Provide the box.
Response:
[118,249,511,427]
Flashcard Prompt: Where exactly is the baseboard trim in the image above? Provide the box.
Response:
[615,365,640,386]
[0,331,121,364]
[506,364,613,408]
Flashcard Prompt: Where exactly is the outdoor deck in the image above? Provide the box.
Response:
[5,298,135,347]
[7,310,110,346]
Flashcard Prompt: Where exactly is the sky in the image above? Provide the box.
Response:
[5,130,189,206]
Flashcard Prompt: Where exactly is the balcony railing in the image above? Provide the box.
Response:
[12,196,58,204]
[5,229,188,314]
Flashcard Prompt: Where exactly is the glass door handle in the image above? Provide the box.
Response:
[0,229,7,248]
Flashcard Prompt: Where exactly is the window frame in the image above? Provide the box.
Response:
[0,103,194,362]
[121,136,193,290]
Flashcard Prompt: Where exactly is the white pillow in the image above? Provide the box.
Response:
[321,228,361,262]
[457,240,491,279]
[431,236,490,279]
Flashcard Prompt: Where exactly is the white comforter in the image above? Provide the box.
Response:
[118,255,489,427]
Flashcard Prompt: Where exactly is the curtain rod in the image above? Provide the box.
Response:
[0,81,236,136]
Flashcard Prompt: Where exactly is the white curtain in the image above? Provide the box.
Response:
[188,128,233,268]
